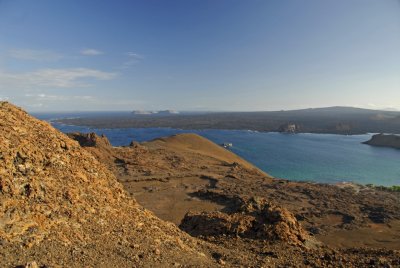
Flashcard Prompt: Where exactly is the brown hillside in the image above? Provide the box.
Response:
[67,131,400,267]
[0,102,219,267]
[146,133,269,174]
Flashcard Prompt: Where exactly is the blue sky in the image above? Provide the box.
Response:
[0,0,399,111]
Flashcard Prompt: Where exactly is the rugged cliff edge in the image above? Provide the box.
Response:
[363,133,400,149]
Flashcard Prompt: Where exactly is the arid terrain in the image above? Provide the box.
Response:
[1,102,400,267]
[68,125,400,266]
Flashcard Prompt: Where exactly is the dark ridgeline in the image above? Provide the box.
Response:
[56,106,400,135]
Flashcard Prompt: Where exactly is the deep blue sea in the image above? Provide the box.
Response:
[34,113,400,187]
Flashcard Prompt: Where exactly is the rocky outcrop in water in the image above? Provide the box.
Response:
[278,123,299,133]
[363,133,400,149]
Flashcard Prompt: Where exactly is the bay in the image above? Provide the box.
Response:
[48,120,400,187]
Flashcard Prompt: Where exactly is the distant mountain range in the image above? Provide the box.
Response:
[57,106,400,135]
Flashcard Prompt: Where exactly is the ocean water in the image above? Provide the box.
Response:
[46,119,400,187]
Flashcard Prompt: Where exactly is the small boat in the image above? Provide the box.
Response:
[222,143,233,148]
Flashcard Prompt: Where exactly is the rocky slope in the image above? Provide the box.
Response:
[363,133,400,149]
[0,102,222,267]
[67,130,400,267]
[180,197,309,247]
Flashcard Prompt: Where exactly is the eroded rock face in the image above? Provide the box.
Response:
[180,196,308,246]
[0,105,125,245]
[67,132,111,148]
[180,211,254,237]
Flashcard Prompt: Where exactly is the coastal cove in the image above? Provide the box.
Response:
[48,120,400,187]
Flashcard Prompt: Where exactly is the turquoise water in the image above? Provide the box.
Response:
[50,122,400,187]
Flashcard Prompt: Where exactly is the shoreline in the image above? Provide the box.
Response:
[60,126,400,188]
[51,123,400,187]
[49,106,400,135]
[52,119,377,136]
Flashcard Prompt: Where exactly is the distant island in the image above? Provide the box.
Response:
[132,109,179,115]
[363,133,400,149]
[55,106,400,135]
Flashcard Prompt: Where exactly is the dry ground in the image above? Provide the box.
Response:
[68,131,400,267]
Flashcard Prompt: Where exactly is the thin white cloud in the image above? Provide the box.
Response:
[118,52,143,69]
[127,52,143,59]
[365,103,400,111]
[27,103,44,108]
[350,103,400,111]
[8,49,64,61]
[19,93,96,110]
[25,93,94,101]
[80,48,104,56]
[15,94,147,111]
[0,68,117,89]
